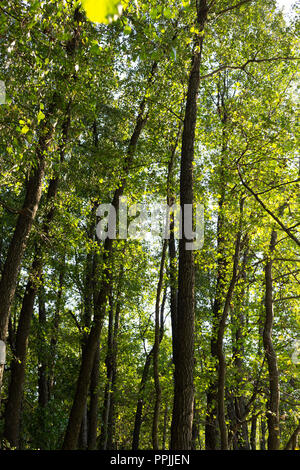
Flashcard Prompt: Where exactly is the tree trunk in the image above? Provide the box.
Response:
[152,240,167,449]
[231,244,250,450]
[284,421,300,450]
[107,295,121,450]
[205,82,228,451]
[216,201,243,450]
[250,415,257,450]
[132,296,166,450]
[3,107,70,446]
[162,404,168,450]
[171,0,208,450]
[0,125,54,392]
[99,294,114,450]
[0,6,81,394]
[263,230,280,450]
[62,72,155,448]
[48,262,65,398]
[87,344,100,450]
[260,417,266,450]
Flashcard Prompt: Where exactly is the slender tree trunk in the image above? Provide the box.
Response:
[191,400,199,450]
[250,415,257,450]
[62,72,155,448]
[263,230,280,450]
[3,253,42,448]
[132,349,153,450]
[78,403,88,450]
[216,200,243,450]
[36,284,49,450]
[3,108,70,447]
[205,84,228,451]
[107,295,121,450]
[99,294,114,450]
[166,117,182,365]
[162,404,168,450]
[48,262,65,398]
[0,6,81,394]
[231,244,250,450]
[284,421,300,450]
[152,240,167,450]
[132,296,166,450]
[171,1,208,450]
[87,342,100,450]
[0,122,54,392]
[260,417,266,450]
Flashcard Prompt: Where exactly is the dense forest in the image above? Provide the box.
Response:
[0,0,299,452]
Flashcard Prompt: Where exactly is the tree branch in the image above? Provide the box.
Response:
[200,56,300,80]
[214,0,256,17]
[237,165,300,247]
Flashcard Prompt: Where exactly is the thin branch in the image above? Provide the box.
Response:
[0,198,22,215]
[237,165,300,247]
[200,56,300,80]
[214,0,256,17]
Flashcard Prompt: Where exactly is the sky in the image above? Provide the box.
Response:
[276,0,296,13]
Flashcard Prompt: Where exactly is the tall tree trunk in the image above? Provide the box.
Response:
[3,108,70,447]
[87,344,100,450]
[263,230,280,450]
[0,116,55,393]
[0,6,81,394]
[231,244,250,450]
[205,83,228,451]
[152,240,167,450]
[48,261,65,398]
[132,349,153,451]
[166,117,182,366]
[3,253,43,448]
[250,415,257,450]
[99,294,114,450]
[132,296,166,450]
[191,400,200,450]
[78,403,88,450]
[260,417,266,450]
[162,404,168,450]
[216,200,243,450]
[284,421,300,450]
[37,284,49,449]
[62,69,155,448]
[106,294,121,450]
[171,0,208,450]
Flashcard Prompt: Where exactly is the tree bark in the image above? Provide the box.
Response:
[263,230,280,450]
[132,296,166,450]
[284,421,300,450]
[62,70,155,448]
[3,108,70,447]
[0,6,81,394]
[171,0,208,450]
[216,204,243,450]
[99,294,114,450]
[0,116,55,393]
[152,240,167,450]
